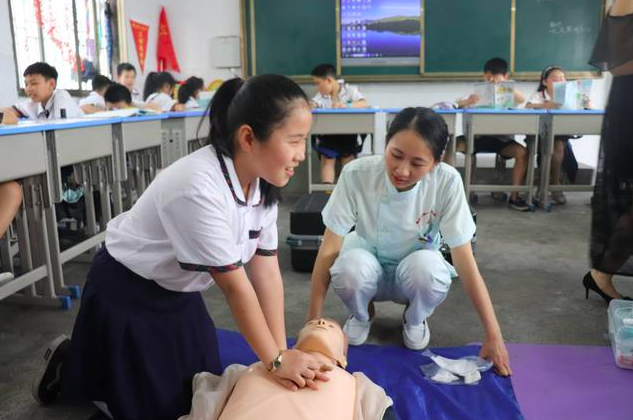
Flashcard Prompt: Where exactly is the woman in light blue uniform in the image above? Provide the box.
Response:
[308,107,511,376]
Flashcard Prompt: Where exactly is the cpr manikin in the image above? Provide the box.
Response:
[179,319,394,420]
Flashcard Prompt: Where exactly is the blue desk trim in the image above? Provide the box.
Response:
[312,108,379,114]
[165,110,208,118]
[463,108,547,115]
[547,109,605,115]
[381,108,462,115]
[121,114,170,122]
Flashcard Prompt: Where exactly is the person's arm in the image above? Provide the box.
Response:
[513,89,526,106]
[611,0,633,15]
[450,242,511,376]
[526,101,559,109]
[172,103,186,112]
[80,104,104,114]
[456,94,479,109]
[247,254,287,350]
[213,267,329,390]
[307,228,345,320]
[350,98,368,108]
[0,108,18,124]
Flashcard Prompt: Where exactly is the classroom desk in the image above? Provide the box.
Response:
[0,122,71,309]
[165,110,210,153]
[309,109,386,192]
[462,109,546,206]
[43,118,117,298]
[538,109,604,211]
[384,108,462,163]
[113,114,169,211]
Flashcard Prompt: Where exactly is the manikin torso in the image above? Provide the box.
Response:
[219,320,356,420]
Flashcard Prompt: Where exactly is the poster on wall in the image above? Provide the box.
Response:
[340,0,421,67]
[130,20,149,73]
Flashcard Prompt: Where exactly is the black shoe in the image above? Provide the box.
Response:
[583,272,632,304]
[508,196,530,212]
[31,335,70,405]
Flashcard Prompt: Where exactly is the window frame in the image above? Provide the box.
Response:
[7,0,112,97]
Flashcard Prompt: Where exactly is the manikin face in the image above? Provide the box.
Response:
[483,71,509,84]
[295,318,348,368]
[118,69,136,92]
[544,69,566,94]
[24,74,56,104]
[245,103,311,188]
[312,76,336,96]
[384,129,438,192]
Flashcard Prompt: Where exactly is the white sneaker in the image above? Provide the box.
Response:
[551,191,567,205]
[403,320,431,350]
[343,316,372,346]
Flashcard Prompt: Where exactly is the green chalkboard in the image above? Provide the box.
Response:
[515,0,603,73]
[242,0,603,79]
[425,0,512,73]
[250,0,336,75]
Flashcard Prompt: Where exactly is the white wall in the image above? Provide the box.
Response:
[123,0,242,94]
[0,0,18,105]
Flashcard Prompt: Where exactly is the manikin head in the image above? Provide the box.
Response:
[294,318,348,369]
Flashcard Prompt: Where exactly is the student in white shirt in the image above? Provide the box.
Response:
[178,76,204,109]
[79,75,112,114]
[103,83,134,110]
[310,64,368,184]
[1,62,84,121]
[526,66,593,205]
[307,107,511,376]
[116,62,144,105]
[33,75,331,420]
[144,71,186,112]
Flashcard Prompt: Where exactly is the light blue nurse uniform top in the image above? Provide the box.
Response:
[322,155,476,276]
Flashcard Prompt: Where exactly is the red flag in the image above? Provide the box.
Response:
[157,7,180,72]
[130,20,149,73]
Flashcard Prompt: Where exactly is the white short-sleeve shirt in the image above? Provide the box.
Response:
[527,90,551,105]
[79,91,106,109]
[13,89,84,120]
[322,155,475,270]
[105,146,279,292]
[184,97,200,109]
[146,92,177,112]
[312,79,365,108]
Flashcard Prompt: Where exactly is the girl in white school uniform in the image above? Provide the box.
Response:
[33,75,330,420]
[143,71,186,112]
[178,76,205,109]
[308,107,511,376]
[526,66,593,205]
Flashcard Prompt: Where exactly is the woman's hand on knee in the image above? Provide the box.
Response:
[272,349,332,390]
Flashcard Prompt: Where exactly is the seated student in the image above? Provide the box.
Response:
[116,62,143,105]
[1,62,84,121]
[181,318,395,420]
[310,64,368,184]
[104,83,134,110]
[79,75,112,114]
[143,71,186,112]
[526,66,591,205]
[448,58,529,211]
[178,76,205,109]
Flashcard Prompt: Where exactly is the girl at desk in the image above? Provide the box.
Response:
[143,71,186,112]
[307,107,512,376]
[32,75,330,420]
[526,66,593,205]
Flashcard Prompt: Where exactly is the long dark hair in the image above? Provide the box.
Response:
[178,76,204,104]
[207,75,310,207]
[537,65,564,93]
[386,107,449,162]
[143,71,177,100]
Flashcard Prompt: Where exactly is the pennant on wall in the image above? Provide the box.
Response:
[130,20,149,73]
[157,7,180,72]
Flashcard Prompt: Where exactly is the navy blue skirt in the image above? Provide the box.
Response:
[61,247,221,420]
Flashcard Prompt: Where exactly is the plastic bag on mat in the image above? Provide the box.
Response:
[420,350,493,385]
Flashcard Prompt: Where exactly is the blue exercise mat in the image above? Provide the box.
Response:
[216,329,524,420]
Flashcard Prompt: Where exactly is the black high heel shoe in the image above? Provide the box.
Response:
[583,272,632,303]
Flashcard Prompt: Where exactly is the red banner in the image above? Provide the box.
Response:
[130,20,149,73]
[157,7,180,72]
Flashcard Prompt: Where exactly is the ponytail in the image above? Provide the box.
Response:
[143,71,177,100]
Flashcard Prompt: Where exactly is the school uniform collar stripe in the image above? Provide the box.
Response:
[179,260,243,273]
[215,148,262,207]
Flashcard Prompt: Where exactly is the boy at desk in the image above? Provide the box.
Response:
[310,64,368,184]
[1,62,84,121]
[447,58,530,212]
